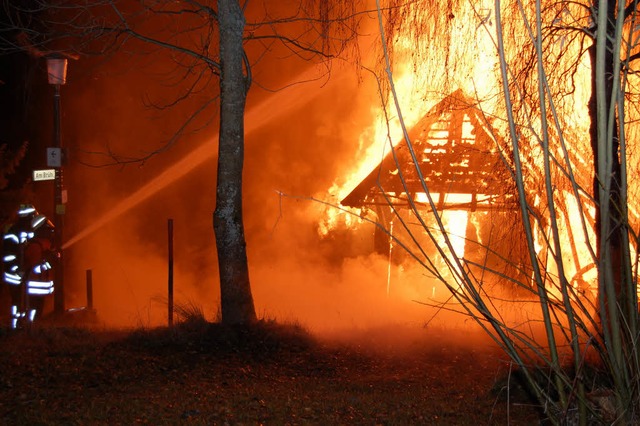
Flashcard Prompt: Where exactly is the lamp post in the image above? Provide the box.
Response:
[46,54,67,315]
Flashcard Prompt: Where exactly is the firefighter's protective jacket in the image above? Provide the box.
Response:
[3,204,56,327]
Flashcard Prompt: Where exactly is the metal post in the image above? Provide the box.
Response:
[168,218,174,327]
[86,269,93,310]
[386,220,393,297]
[53,84,65,315]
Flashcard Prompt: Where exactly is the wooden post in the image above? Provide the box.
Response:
[85,269,93,310]
[168,219,174,327]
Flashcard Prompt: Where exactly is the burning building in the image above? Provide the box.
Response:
[10,0,636,332]
[339,89,534,293]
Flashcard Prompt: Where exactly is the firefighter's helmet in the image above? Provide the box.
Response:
[17,204,36,218]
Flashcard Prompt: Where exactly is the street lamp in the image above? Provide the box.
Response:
[46,54,67,315]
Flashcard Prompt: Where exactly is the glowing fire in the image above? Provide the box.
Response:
[319,68,428,237]
[319,0,608,305]
[320,2,500,254]
[54,0,640,332]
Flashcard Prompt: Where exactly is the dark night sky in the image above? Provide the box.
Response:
[0,0,59,197]
[0,49,51,190]
[0,54,29,149]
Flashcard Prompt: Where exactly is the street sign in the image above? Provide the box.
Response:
[33,169,56,181]
[47,147,62,167]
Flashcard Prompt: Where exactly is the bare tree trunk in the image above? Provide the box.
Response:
[215,0,256,325]
[588,2,634,415]
[588,0,627,325]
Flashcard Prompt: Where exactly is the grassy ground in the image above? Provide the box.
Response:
[0,319,542,425]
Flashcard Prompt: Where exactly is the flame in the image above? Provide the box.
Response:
[59,0,640,332]
[318,0,611,308]
[321,1,501,231]
[318,68,435,238]
[317,68,421,237]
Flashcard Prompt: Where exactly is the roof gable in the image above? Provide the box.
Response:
[341,90,515,210]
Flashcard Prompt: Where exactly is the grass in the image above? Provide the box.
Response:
[0,318,542,425]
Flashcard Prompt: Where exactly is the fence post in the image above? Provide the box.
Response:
[85,269,93,310]
[168,219,174,327]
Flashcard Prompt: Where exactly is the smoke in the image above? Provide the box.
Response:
[50,2,493,338]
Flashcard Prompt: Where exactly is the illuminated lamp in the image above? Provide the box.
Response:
[46,55,68,85]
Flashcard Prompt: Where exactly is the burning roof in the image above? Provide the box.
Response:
[340,89,517,212]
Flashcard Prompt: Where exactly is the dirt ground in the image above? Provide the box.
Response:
[0,319,543,425]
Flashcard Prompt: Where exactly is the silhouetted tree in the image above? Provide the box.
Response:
[505,0,639,332]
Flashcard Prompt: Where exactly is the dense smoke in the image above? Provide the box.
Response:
[64,62,473,331]
[46,1,514,336]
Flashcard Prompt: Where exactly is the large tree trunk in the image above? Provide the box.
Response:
[588,1,627,322]
[215,0,256,325]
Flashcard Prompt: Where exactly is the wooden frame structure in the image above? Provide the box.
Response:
[341,89,517,213]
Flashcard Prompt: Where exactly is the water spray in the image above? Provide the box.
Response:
[63,68,345,250]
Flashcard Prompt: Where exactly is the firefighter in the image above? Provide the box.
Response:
[2,204,56,328]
